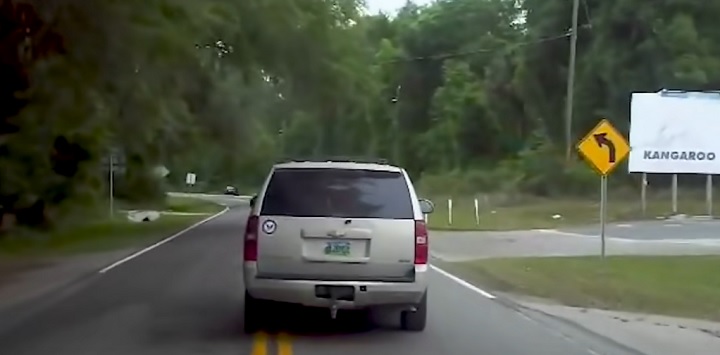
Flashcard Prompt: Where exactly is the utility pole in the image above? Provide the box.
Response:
[391,85,402,164]
[278,120,287,157]
[564,0,580,161]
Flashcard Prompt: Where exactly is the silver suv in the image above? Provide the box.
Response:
[242,158,434,332]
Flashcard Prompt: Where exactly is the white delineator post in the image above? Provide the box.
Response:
[474,198,480,225]
[447,199,453,225]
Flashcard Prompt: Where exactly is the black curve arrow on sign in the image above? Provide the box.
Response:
[593,133,616,163]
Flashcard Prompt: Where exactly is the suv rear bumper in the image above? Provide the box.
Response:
[243,262,428,309]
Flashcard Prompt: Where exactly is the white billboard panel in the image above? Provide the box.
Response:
[629,92,720,174]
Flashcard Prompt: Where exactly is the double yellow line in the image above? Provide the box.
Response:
[251,332,293,355]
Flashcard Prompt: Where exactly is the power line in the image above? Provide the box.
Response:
[379,31,576,63]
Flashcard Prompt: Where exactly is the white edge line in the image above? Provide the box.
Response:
[98,206,230,274]
[536,228,719,244]
[537,229,595,238]
[430,264,496,299]
[537,229,640,243]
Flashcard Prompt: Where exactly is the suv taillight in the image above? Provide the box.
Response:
[244,215,259,261]
[414,220,429,264]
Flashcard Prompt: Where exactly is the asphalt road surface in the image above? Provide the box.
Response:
[0,201,641,355]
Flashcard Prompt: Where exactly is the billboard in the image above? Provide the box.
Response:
[629,91,720,174]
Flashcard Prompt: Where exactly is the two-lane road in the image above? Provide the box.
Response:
[0,204,639,355]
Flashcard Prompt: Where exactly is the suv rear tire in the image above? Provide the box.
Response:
[243,291,264,333]
[400,292,427,331]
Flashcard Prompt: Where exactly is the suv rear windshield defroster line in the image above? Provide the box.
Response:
[260,168,414,219]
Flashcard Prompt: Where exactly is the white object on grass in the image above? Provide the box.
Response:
[126,210,161,223]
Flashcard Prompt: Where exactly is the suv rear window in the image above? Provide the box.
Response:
[260,168,414,219]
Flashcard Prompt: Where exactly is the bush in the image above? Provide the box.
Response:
[113,167,165,204]
[416,132,598,198]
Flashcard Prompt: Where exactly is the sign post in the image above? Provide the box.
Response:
[577,119,630,258]
[109,154,114,218]
[102,148,126,219]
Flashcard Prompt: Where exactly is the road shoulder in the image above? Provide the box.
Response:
[0,199,228,315]
[0,250,132,313]
[433,256,720,355]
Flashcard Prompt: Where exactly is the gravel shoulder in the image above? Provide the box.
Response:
[515,299,720,355]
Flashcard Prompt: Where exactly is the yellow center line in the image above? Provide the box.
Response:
[277,332,293,355]
[251,332,269,355]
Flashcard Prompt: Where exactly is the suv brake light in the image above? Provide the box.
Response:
[414,220,429,264]
[244,215,259,261]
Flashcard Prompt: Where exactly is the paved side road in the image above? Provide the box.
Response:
[430,228,720,262]
[0,204,642,355]
[563,218,720,242]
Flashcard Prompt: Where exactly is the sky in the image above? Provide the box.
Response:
[364,0,433,14]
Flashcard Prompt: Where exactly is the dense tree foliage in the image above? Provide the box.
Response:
[2,0,719,230]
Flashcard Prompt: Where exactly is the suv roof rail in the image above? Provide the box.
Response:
[278,156,390,165]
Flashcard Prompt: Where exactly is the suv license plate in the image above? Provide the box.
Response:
[324,241,351,256]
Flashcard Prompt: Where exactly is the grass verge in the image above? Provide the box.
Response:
[441,256,720,321]
[0,215,206,256]
[425,195,711,231]
[0,196,224,257]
